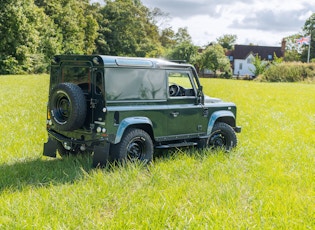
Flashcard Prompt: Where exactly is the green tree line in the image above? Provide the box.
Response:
[0,0,197,74]
[1,0,314,76]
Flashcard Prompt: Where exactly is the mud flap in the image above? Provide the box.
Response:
[197,138,208,149]
[92,143,110,168]
[43,138,57,158]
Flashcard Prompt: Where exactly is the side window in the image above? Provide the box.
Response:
[105,68,166,101]
[168,71,196,97]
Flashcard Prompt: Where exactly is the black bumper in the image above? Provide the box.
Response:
[46,129,104,145]
[234,126,242,133]
[43,130,111,167]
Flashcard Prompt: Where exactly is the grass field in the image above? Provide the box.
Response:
[0,74,314,229]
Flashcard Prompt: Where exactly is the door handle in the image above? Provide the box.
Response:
[171,112,179,117]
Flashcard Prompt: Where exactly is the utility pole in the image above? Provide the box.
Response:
[307,36,311,63]
[308,25,315,63]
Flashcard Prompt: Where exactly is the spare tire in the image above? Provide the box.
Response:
[49,83,87,131]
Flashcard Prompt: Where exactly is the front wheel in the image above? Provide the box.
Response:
[208,122,237,151]
[112,128,153,164]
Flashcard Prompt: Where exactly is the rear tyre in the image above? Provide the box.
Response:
[208,122,237,151]
[50,83,87,131]
[112,128,153,164]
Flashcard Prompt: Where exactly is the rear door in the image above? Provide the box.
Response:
[60,61,94,129]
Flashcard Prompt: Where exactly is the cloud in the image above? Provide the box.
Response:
[229,8,311,33]
[92,0,315,46]
[142,0,255,18]
[142,0,314,30]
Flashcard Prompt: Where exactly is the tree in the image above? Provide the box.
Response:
[159,27,176,48]
[282,35,302,62]
[161,26,196,61]
[216,34,237,50]
[273,52,283,64]
[35,0,98,54]
[249,55,268,77]
[0,0,55,74]
[197,44,231,77]
[174,27,192,44]
[302,13,315,62]
[96,0,162,57]
[166,41,198,63]
[148,7,170,29]
[141,6,164,57]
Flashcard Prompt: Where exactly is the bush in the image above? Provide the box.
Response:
[256,62,315,82]
[0,56,22,74]
[219,70,232,79]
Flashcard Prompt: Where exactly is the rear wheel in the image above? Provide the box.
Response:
[112,128,153,164]
[208,122,237,151]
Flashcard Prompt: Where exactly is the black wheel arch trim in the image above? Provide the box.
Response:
[114,117,154,144]
[207,110,239,134]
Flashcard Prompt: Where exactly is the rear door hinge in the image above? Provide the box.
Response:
[90,99,98,108]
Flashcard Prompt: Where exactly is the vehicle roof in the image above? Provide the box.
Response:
[54,55,194,69]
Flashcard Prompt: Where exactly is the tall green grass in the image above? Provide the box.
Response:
[0,75,314,229]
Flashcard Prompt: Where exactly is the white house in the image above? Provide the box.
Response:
[227,40,286,77]
[233,52,256,76]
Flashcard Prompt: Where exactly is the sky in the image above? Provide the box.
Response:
[92,0,315,47]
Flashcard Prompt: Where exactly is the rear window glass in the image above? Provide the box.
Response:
[62,66,91,93]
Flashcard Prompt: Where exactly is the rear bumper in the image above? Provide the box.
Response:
[43,129,108,159]
[234,126,242,133]
[43,136,110,167]
[46,129,105,146]
[43,130,111,167]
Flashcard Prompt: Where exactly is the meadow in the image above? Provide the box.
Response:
[0,74,314,229]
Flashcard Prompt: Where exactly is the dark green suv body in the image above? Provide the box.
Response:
[43,55,241,166]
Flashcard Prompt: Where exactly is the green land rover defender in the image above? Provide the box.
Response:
[43,55,241,166]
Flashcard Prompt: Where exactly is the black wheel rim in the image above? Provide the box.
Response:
[54,93,71,124]
[209,132,227,148]
[127,137,145,160]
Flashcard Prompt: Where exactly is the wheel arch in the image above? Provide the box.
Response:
[207,111,236,135]
[114,117,154,144]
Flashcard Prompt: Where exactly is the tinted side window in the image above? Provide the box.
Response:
[95,72,104,95]
[49,66,60,90]
[105,68,166,101]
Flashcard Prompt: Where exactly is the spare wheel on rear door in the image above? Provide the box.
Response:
[50,83,87,131]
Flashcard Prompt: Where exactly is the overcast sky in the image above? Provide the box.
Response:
[93,0,315,47]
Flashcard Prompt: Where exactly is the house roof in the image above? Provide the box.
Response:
[232,45,284,60]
